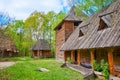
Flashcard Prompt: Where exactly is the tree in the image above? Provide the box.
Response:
[0,12,13,27]
[43,11,65,54]
[5,20,25,56]
[66,0,114,16]
[24,11,45,41]
[24,11,65,55]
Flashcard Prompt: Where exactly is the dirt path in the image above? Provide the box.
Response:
[0,62,15,70]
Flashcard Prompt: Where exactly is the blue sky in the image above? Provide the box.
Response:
[0,0,68,20]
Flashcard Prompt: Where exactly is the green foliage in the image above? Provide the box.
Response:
[4,10,65,56]
[24,11,65,55]
[5,20,25,56]
[93,59,109,79]
[67,57,71,63]
[101,60,109,79]
[67,0,114,16]
[93,60,102,71]
[0,58,83,80]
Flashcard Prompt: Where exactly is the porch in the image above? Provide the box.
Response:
[64,47,120,78]
[66,62,93,75]
[66,62,120,80]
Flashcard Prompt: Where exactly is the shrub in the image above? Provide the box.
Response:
[93,59,109,79]
[101,60,109,79]
[93,60,102,71]
[67,57,71,63]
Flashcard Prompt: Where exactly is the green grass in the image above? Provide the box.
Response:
[0,57,83,80]
[0,57,55,61]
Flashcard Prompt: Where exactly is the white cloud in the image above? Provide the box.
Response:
[0,0,62,20]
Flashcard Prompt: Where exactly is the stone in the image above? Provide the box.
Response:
[38,68,49,72]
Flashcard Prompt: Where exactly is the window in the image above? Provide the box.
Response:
[57,25,62,30]
[79,29,84,37]
[98,19,108,31]
[98,10,117,31]
[74,22,80,26]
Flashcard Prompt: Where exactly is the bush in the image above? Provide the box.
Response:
[101,60,109,79]
[93,60,102,71]
[67,57,71,63]
[93,59,109,79]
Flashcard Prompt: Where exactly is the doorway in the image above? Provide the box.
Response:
[74,50,78,64]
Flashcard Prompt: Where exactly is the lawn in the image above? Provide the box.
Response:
[0,57,83,80]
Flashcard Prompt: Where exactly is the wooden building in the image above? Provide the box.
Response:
[0,29,19,58]
[54,6,86,61]
[60,0,120,76]
[32,39,52,58]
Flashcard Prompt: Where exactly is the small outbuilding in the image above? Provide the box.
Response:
[0,29,19,58]
[32,39,52,58]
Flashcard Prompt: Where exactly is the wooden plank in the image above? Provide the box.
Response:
[37,50,39,57]
[64,52,67,62]
[71,51,75,63]
[77,50,81,65]
[90,50,95,70]
[108,49,114,74]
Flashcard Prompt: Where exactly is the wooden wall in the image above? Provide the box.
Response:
[64,51,71,62]
[113,48,120,67]
[42,50,52,58]
[80,50,91,64]
[55,21,74,61]
[33,50,52,58]
[0,50,18,58]
[94,49,108,63]
[33,50,39,58]
[65,21,74,40]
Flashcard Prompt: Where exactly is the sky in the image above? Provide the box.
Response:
[0,0,68,20]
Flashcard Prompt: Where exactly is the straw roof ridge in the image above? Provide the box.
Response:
[0,29,18,52]
[32,39,50,50]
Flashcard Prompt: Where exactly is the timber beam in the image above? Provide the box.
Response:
[71,51,75,63]
[64,52,67,63]
[77,50,81,65]
[107,48,114,74]
[90,49,95,70]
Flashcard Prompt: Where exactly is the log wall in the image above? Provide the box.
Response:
[55,21,74,61]
[80,50,91,64]
[94,49,108,63]
[64,51,71,62]
[33,50,52,58]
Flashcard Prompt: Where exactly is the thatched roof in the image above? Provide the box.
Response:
[32,39,50,51]
[54,6,86,30]
[0,29,18,52]
[61,0,120,50]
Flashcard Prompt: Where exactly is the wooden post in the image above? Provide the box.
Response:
[108,49,114,74]
[39,51,43,58]
[1,50,4,58]
[71,51,75,63]
[37,50,39,57]
[90,49,95,70]
[64,52,67,63]
[77,50,81,65]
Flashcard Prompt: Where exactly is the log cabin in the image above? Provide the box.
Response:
[32,39,52,58]
[0,29,19,58]
[54,6,86,61]
[60,0,120,77]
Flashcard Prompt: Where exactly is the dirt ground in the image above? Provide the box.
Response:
[0,62,15,70]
